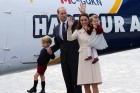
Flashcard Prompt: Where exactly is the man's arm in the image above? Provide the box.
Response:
[50,27,60,52]
[51,35,60,53]
[47,27,60,55]
[50,53,55,59]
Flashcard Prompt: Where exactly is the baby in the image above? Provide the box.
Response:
[86,14,103,64]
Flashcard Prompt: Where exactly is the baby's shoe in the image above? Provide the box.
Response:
[85,56,92,60]
[92,58,99,64]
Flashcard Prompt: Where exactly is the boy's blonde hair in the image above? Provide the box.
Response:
[42,35,52,44]
[89,14,99,25]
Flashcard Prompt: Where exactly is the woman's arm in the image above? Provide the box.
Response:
[67,29,78,41]
[67,17,78,41]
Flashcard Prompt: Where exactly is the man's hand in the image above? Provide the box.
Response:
[78,3,86,14]
[68,16,74,29]
[47,47,53,55]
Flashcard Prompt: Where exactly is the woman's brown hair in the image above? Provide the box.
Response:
[76,13,90,30]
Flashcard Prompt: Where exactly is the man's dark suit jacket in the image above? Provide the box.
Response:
[51,21,79,64]
[51,20,82,93]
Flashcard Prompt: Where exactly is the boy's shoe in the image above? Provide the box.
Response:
[27,87,37,93]
[85,56,92,60]
[39,90,45,93]
[92,58,99,64]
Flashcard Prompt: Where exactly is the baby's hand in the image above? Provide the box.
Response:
[93,25,97,28]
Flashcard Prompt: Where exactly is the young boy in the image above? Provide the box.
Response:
[27,35,55,93]
[86,14,103,64]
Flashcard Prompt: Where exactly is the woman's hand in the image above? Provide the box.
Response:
[83,24,88,31]
[78,3,86,14]
[68,16,74,30]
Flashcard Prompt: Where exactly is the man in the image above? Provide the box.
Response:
[47,4,86,93]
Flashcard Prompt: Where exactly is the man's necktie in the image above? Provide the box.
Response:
[62,23,67,41]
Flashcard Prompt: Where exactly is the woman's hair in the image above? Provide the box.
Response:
[42,35,52,44]
[89,14,99,26]
[76,13,90,30]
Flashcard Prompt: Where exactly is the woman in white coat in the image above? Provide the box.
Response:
[67,13,103,93]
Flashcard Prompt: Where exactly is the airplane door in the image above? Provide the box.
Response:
[4,11,24,66]
[0,10,24,70]
[21,12,45,64]
[0,12,8,65]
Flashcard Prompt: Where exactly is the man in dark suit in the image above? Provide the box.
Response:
[47,5,86,93]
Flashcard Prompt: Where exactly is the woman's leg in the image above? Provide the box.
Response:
[91,84,99,93]
[84,84,91,93]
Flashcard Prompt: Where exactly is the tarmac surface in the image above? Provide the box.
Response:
[0,48,140,93]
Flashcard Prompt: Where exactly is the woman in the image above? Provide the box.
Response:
[67,13,102,93]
